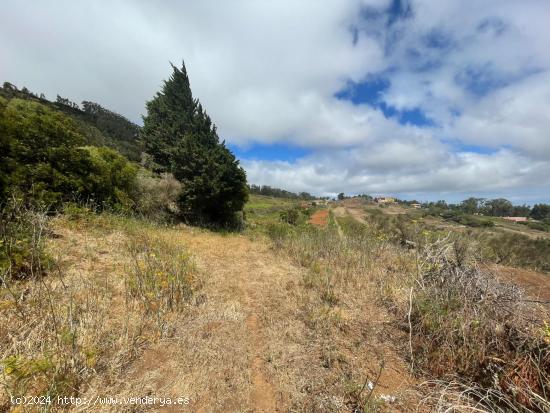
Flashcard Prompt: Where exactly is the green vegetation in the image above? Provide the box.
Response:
[531,204,550,221]
[1,82,143,162]
[438,210,495,227]
[521,219,550,232]
[249,184,315,200]
[244,194,299,230]
[280,207,313,226]
[363,205,550,273]
[141,63,248,227]
[481,232,550,272]
[0,96,138,210]
[2,62,248,229]
[420,196,548,220]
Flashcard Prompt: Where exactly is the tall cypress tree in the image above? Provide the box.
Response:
[141,63,195,172]
[141,62,248,226]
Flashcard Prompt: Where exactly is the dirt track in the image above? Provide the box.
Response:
[48,215,417,412]
[309,209,329,226]
[121,227,412,411]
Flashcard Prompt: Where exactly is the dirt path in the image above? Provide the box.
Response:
[60,219,416,412]
[309,209,329,226]
[127,230,299,412]
[344,206,368,225]
[331,206,345,238]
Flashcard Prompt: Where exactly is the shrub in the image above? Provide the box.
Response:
[1,98,89,207]
[480,232,550,272]
[521,220,550,232]
[82,146,138,210]
[126,232,196,316]
[440,210,494,227]
[409,235,550,411]
[280,208,300,225]
[0,198,49,280]
[134,170,182,220]
[0,98,139,210]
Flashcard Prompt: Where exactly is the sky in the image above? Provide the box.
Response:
[1,0,549,203]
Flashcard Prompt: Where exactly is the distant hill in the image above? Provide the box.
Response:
[0,82,143,161]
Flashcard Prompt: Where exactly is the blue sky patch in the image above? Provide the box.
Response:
[455,65,509,96]
[446,141,498,155]
[387,0,413,27]
[229,142,310,162]
[335,78,435,127]
[477,17,507,36]
[335,77,389,105]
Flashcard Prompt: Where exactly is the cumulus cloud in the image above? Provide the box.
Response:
[0,0,549,200]
[244,148,550,198]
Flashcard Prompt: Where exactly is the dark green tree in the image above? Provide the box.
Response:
[141,63,195,172]
[512,204,531,217]
[141,62,248,226]
[483,198,513,217]
[531,204,550,220]
[460,197,484,214]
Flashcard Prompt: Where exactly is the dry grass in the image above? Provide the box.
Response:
[0,211,198,411]
[266,218,417,412]
[403,236,550,412]
[4,200,547,412]
[269,207,550,412]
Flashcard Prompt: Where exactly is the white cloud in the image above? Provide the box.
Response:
[449,71,550,159]
[244,148,550,198]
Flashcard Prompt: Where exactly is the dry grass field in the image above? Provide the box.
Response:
[1,196,549,412]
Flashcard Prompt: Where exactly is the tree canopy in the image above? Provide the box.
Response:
[0,98,137,209]
[141,62,248,226]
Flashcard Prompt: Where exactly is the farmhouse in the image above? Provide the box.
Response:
[375,196,396,204]
[503,216,528,222]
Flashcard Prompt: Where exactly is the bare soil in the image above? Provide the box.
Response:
[309,209,329,226]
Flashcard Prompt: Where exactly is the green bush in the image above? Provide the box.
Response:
[480,232,550,272]
[457,214,494,227]
[82,146,138,210]
[439,210,494,227]
[280,208,300,225]
[521,220,550,232]
[0,98,138,211]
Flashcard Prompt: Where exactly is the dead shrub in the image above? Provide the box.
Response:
[410,234,550,411]
[134,170,182,221]
[0,198,49,280]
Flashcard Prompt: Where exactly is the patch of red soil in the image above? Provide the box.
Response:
[309,209,329,227]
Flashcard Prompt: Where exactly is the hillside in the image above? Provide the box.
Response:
[0,82,143,162]
[2,196,549,411]
[0,203,416,412]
